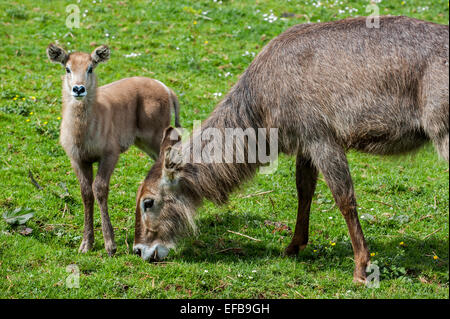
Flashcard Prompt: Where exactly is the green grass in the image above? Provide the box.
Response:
[0,0,448,299]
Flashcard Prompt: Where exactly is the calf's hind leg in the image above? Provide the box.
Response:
[285,155,318,256]
[308,142,370,283]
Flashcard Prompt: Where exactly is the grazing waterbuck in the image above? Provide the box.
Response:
[133,16,448,282]
[47,43,180,256]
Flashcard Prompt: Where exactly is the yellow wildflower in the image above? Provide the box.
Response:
[330,241,336,246]
[193,20,197,25]
[22,97,26,100]
[57,116,61,120]
[43,121,48,125]
[13,97,17,101]
[370,252,376,257]
[29,112,34,115]
[433,255,439,260]
[26,119,30,122]
[204,40,208,44]
[399,241,405,246]
[31,96,36,100]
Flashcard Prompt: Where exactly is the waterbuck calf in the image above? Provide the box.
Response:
[133,16,448,283]
[47,43,180,256]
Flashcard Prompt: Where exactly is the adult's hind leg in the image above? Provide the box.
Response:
[285,155,318,255]
[434,134,449,162]
[308,141,370,283]
[421,60,449,162]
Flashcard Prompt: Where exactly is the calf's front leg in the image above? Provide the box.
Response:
[93,154,119,256]
[72,160,95,253]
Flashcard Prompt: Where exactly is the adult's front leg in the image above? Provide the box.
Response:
[309,142,370,283]
[93,154,119,256]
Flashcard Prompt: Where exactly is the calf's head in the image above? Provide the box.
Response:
[134,127,199,261]
[46,43,110,100]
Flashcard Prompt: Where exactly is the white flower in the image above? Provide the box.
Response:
[263,12,278,23]
[124,52,142,58]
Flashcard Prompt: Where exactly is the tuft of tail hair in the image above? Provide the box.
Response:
[170,91,181,128]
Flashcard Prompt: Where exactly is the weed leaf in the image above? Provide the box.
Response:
[2,207,35,225]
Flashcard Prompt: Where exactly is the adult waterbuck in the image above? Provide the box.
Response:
[133,16,448,282]
[47,43,180,256]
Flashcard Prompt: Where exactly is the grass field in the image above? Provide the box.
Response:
[0,0,448,299]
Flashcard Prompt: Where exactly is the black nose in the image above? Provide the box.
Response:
[133,247,142,257]
[72,85,86,95]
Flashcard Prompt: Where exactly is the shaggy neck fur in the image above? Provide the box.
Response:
[177,79,267,206]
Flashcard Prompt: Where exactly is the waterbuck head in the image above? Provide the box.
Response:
[133,126,201,262]
[46,43,110,100]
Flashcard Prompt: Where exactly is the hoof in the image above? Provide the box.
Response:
[284,243,307,256]
[105,242,117,257]
[353,275,367,285]
[353,264,370,285]
[78,239,93,253]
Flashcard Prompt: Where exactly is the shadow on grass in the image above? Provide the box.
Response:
[148,211,449,283]
[115,208,449,284]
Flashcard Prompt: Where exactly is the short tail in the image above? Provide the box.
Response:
[170,90,181,128]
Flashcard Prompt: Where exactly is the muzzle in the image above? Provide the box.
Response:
[133,243,170,262]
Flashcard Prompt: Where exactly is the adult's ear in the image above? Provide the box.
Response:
[47,43,69,65]
[160,126,182,155]
[91,45,110,65]
[160,126,183,183]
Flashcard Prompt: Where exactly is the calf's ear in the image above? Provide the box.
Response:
[91,45,110,65]
[47,43,69,65]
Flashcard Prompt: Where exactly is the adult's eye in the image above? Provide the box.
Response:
[87,66,93,74]
[143,198,155,211]
[65,67,71,73]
